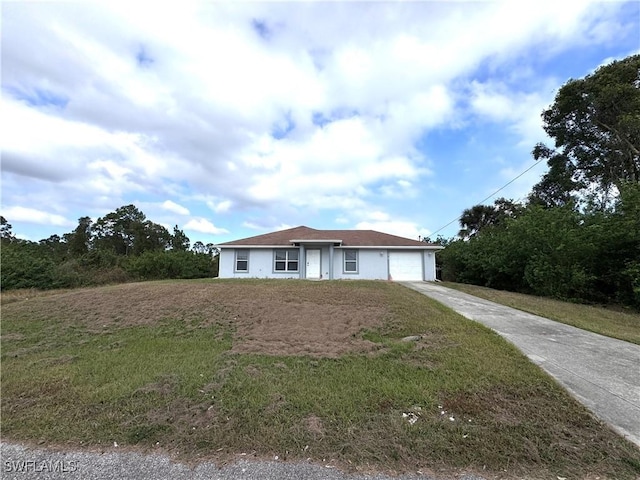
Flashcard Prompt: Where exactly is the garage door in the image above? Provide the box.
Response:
[389,252,423,281]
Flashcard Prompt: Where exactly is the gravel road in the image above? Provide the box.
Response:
[1,442,489,480]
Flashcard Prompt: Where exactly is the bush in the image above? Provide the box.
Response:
[1,243,60,290]
[124,251,215,280]
[438,199,640,309]
[54,259,131,288]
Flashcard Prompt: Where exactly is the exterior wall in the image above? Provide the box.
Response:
[219,248,300,279]
[333,248,438,281]
[219,249,236,278]
[423,250,437,281]
[333,248,389,280]
[220,246,439,281]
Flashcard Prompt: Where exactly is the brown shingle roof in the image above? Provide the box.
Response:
[219,226,439,247]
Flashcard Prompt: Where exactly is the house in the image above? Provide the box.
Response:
[217,226,443,281]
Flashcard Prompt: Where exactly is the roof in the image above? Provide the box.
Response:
[218,226,440,248]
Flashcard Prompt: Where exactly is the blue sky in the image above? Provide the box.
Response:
[2,1,639,245]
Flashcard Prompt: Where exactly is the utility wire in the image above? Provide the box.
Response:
[429,160,543,238]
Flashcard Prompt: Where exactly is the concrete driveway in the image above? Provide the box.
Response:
[403,282,640,448]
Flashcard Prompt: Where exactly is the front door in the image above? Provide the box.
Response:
[306,249,321,279]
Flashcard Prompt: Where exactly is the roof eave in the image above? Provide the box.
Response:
[218,244,444,250]
[217,244,292,249]
[289,238,343,244]
[340,245,444,249]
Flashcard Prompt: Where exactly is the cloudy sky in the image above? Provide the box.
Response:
[2,1,639,245]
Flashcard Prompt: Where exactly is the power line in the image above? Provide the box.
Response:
[429,160,543,238]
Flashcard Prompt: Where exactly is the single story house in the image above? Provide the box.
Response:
[217,226,443,281]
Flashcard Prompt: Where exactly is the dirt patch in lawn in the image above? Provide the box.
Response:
[2,280,390,358]
[229,300,386,357]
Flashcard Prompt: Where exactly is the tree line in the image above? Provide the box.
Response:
[1,204,219,290]
[430,54,640,309]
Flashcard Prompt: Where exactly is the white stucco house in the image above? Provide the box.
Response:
[217,226,442,281]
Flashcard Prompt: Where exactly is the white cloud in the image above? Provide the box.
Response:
[161,200,190,216]
[274,223,295,232]
[183,218,229,235]
[468,80,551,147]
[207,200,232,214]
[367,211,390,222]
[352,209,432,240]
[239,115,429,210]
[242,221,294,232]
[242,222,266,231]
[2,206,73,228]
[14,233,36,242]
[355,220,431,241]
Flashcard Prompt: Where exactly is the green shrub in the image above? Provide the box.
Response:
[124,251,215,280]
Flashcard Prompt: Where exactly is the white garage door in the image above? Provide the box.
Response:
[389,252,423,281]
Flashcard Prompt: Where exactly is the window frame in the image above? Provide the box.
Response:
[343,249,358,274]
[273,249,299,273]
[234,249,249,272]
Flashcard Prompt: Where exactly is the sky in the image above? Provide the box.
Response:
[1,1,639,246]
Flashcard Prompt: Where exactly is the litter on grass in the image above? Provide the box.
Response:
[402,412,419,425]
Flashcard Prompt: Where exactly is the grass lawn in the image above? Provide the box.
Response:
[442,282,640,345]
[2,279,639,479]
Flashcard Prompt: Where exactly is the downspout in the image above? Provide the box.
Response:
[329,244,334,280]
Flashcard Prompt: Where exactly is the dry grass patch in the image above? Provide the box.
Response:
[1,280,388,357]
[0,287,75,305]
[443,282,640,344]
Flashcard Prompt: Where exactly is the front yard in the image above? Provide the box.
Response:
[1,279,639,479]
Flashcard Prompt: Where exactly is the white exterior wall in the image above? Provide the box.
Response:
[333,248,438,281]
[423,250,437,281]
[220,246,439,281]
[219,248,300,279]
[219,249,236,278]
[333,248,389,280]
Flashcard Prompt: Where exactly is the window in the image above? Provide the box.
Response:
[344,249,358,273]
[235,250,248,272]
[274,249,299,272]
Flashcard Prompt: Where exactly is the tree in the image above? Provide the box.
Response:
[66,216,93,257]
[205,243,219,256]
[1,216,15,244]
[458,205,497,239]
[532,54,640,205]
[132,220,172,255]
[171,225,190,251]
[422,235,454,247]
[458,198,523,239]
[591,182,640,306]
[92,205,146,255]
[0,204,218,290]
[39,234,67,261]
[528,147,582,208]
[192,241,206,254]
[1,239,60,290]
[438,55,640,308]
